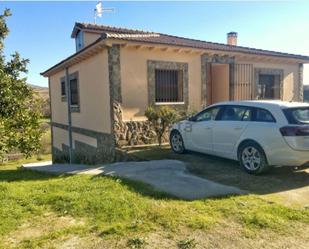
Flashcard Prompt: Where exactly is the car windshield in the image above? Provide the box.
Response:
[283,107,309,124]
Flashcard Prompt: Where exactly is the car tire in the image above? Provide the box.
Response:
[238,141,269,175]
[170,131,186,154]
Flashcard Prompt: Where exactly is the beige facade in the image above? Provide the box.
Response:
[43,24,309,164]
[120,46,201,121]
[119,45,302,120]
[83,32,101,47]
[49,49,111,155]
[52,126,68,150]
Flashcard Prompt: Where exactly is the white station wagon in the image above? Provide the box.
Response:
[169,100,309,174]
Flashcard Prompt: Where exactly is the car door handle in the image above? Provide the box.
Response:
[205,126,211,130]
[234,127,243,130]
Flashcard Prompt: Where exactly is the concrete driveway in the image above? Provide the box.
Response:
[22,160,245,200]
[129,147,309,207]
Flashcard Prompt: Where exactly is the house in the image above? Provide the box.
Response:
[304,85,309,102]
[42,22,309,163]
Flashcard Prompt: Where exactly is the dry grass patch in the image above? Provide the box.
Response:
[2,212,86,248]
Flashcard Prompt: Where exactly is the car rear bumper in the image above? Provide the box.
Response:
[267,145,309,167]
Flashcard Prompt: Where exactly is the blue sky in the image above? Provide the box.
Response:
[1,1,309,87]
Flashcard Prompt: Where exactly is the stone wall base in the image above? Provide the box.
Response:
[52,145,141,165]
[52,141,116,165]
[115,120,168,147]
[113,102,168,147]
[52,122,116,165]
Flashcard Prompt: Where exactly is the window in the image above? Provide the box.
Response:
[257,74,280,99]
[283,107,309,124]
[220,106,249,121]
[69,72,80,112]
[60,77,66,101]
[155,69,183,103]
[253,108,275,123]
[242,109,252,121]
[75,31,84,52]
[60,78,66,96]
[70,78,79,106]
[194,107,220,122]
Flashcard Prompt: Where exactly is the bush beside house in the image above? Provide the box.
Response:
[145,106,179,146]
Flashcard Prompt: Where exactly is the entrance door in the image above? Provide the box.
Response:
[208,64,230,104]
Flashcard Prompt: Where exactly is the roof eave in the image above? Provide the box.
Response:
[42,35,309,77]
[115,37,309,63]
[71,22,84,38]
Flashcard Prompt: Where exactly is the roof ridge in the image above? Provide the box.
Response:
[158,33,308,58]
[76,22,155,34]
[105,32,160,38]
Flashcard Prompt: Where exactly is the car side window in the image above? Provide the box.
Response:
[195,107,220,122]
[242,109,252,121]
[219,106,250,121]
[253,108,276,122]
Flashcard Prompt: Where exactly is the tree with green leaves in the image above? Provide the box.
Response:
[145,105,179,146]
[0,9,42,161]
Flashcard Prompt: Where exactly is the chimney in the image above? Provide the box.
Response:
[227,32,238,46]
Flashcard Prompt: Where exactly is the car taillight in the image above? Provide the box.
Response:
[280,126,309,136]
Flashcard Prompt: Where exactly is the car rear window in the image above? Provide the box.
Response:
[283,107,309,124]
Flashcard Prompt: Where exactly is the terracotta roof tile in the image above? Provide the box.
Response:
[71,22,155,37]
[74,22,309,60]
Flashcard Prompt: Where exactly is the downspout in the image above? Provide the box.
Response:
[65,67,73,164]
[47,78,54,163]
[299,63,304,102]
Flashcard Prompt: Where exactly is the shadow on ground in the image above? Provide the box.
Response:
[130,147,309,195]
[4,147,309,203]
[0,168,59,182]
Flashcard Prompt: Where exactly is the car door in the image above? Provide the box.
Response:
[187,106,221,154]
[212,105,251,158]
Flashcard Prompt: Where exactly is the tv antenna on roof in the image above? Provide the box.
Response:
[94,1,114,24]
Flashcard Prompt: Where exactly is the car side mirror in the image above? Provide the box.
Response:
[188,115,196,122]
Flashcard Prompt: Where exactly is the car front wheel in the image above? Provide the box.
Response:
[238,141,269,175]
[170,131,185,154]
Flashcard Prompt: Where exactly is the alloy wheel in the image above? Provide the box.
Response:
[241,146,261,171]
[171,133,184,153]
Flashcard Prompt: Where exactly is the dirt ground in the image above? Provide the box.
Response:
[5,218,309,249]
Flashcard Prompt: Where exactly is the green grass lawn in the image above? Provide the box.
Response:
[0,156,309,248]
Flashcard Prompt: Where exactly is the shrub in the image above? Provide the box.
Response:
[178,109,198,121]
[145,106,179,146]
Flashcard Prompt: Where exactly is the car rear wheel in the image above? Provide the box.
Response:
[170,131,185,154]
[238,141,269,175]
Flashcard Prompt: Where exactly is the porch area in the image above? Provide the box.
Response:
[201,55,287,105]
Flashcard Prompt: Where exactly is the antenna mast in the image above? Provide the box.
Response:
[94,1,114,24]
